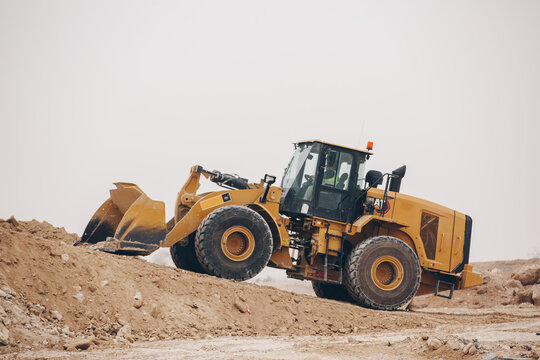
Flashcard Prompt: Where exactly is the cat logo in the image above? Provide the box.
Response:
[374,198,391,215]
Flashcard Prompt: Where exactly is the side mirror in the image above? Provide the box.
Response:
[365,170,383,188]
[264,174,276,184]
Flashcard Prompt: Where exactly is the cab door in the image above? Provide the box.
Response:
[419,207,454,271]
[312,148,356,223]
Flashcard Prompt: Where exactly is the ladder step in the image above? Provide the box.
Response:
[327,263,342,269]
[435,279,455,299]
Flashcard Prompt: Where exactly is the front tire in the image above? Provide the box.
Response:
[345,236,421,310]
[195,205,272,281]
[170,233,206,274]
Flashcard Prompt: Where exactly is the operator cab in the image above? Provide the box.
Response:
[280,140,371,223]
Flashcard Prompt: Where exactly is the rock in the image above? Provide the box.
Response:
[234,299,248,313]
[73,292,85,302]
[480,353,499,360]
[0,286,15,296]
[51,310,63,321]
[116,324,134,342]
[505,279,523,289]
[150,304,161,318]
[7,216,19,227]
[133,292,143,309]
[463,342,479,354]
[445,337,463,351]
[72,285,82,291]
[62,325,71,336]
[515,288,533,304]
[189,302,199,309]
[64,336,95,351]
[511,265,540,286]
[0,306,7,323]
[427,338,442,350]
[421,335,429,340]
[100,280,109,287]
[61,254,69,262]
[532,284,540,306]
[0,322,9,345]
[476,286,488,295]
[0,290,7,298]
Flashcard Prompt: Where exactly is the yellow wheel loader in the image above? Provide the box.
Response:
[76,140,482,310]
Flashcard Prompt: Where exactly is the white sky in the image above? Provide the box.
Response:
[1,1,539,262]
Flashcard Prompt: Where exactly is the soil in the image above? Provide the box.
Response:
[0,217,539,359]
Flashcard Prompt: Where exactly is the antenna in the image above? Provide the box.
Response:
[356,119,366,149]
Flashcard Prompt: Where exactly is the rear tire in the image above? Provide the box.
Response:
[312,281,354,302]
[195,205,272,281]
[345,236,421,310]
[170,233,206,274]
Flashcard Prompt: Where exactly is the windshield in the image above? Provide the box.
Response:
[280,143,321,215]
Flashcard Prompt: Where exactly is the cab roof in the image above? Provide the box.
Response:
[295,140,373,155]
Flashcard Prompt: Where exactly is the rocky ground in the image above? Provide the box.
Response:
[0,217,539,359]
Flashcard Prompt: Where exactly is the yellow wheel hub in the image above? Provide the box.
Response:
[370,255,404,290]
[221,226,255,261]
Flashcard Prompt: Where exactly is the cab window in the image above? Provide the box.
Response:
[321,150,353,190]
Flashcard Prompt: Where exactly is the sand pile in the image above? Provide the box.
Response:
[410,258,540,310]
[0,218,440,354]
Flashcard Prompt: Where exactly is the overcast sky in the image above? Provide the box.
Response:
[1,1,539,262]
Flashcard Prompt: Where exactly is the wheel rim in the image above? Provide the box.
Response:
[220,226,255,261]
[370,255,404,290]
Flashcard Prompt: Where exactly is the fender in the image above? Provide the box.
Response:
[352,214,430,268]
[247,203,291,251]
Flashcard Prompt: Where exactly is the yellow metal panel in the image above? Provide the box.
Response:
[109,186,142,214]
[451,212,466,271]
[312,219,346,255]
[200,193,228,211]
[269,247,293,269]
[461,264,483,288]
[387,191,456,271]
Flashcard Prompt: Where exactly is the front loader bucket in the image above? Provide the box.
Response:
[77,183,166,255]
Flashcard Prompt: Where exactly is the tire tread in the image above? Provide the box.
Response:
[195,205,272,281]
[344,236,421,311]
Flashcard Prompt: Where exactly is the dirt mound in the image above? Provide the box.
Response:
[409,258,540,310]
[0,218,434,353]
[511,264,540,286]
[1,218,538,359]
